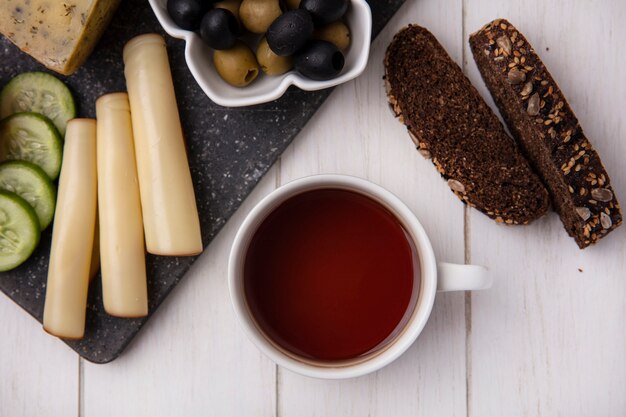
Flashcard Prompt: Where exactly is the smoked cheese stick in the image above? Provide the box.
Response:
[123,34,202,256]
[43,119,97,339]
[96,93,148,317]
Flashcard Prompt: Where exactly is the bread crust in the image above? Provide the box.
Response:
[385,24,549,225]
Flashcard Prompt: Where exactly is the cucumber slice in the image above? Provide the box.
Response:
[0,190,40,271]
[0,112,63,179]
[0,161,56,229]
[0,72,76,136]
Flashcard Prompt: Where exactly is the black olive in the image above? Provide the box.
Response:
[294,40,344,80]
[167,0,213,30]
[299,0,348,26]
[200,8,240,50]
[266,9,314,57]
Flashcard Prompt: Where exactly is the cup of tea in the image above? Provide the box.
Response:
[228,174,491,379]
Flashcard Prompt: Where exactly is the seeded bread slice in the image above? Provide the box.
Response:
[384,25,549,225]
[470,19,622,248]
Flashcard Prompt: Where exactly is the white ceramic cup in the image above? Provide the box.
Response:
[229,175,491,379]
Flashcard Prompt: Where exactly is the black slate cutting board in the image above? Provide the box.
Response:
[0,0,405,363]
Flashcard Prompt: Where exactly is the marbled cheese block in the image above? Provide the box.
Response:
[0,0,121,75]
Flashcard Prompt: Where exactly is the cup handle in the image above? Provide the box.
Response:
[437,262,492,292]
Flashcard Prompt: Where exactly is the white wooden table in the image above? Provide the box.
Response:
[2,0,625,415]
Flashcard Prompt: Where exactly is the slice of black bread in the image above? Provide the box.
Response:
[384,25,549,225]
[470,19,622,248]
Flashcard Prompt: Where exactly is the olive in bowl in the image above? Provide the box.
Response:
[300,0,349,26]
[214,0,242,21]
[239,0,283,34]
[213,41,260,87]
[167,0,213,30]
[200,8,241,50]
[294,40,344,81]
[266,9,314,56]
[313,21,351,51]
[256,37,293,75]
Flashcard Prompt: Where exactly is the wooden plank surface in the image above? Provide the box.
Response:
[1,0,625,415]
[0,297,78,415]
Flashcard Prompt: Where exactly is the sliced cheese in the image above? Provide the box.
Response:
[43,119,97,339]
[96,93,148,318]
[123,34,203,256]
[0,1,121,75]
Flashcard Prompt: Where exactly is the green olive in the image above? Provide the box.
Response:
[239,0,282,34]
[283,0,300,9]
[313,21,351,51]
[215,0,242,22]
[256,37,293,75]
[213,41,260,87]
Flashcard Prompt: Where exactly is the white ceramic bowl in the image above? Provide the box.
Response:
[148,0,373,107]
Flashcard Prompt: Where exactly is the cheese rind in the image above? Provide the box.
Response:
[96,93,148,318]
[43,119,97,339]
[0,0,121,75]
[123,34,203,256]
